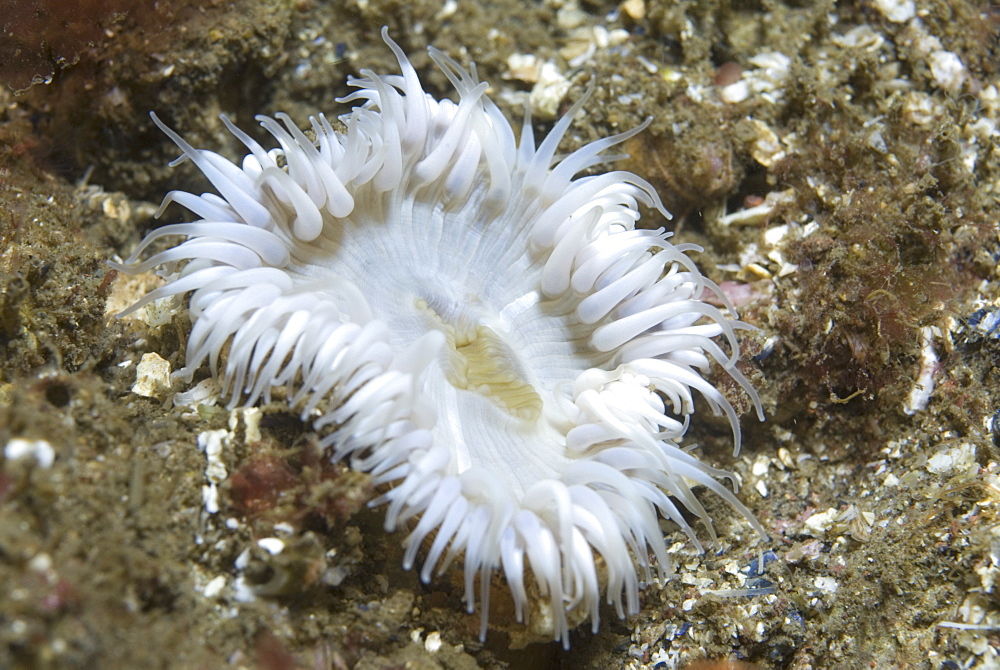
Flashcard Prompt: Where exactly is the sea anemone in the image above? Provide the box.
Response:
[113,28,765,646]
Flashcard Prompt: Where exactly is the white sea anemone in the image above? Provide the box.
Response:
[114,28,765,646]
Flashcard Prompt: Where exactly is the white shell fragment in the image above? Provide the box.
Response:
[197,428,229,515]
[873,0,916,23]
[903,326,939,415]
[926,443,977,476]
[529,61,572,119]
[132,352,172,398]
[4,438,55,469]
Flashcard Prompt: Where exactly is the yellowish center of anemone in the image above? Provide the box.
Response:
[416,298,542,422]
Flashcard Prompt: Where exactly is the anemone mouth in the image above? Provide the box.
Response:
[113,27,765,647]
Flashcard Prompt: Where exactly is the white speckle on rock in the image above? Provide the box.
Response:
[719,79,750,104]
[903,92,942,126]
[530,62,572,119]
[505,53,541,83]
[202,575,226,598]
[748,119,787,167]
[804,508,840,536]
[242,407,262,444]
[621,0,645,20]
[132,352,171,398]
[873,0,915,23]
[751,454,770,477]
[201,485,219,515]
[833,25,885,51]
[4,438,55,469]
[424,630,443,653]
[814,575,839,594]
[904,326,939,415]
[929,50,967,93]
[926,443,977,475]
[273,521,295,535]
[257,538,285,555]
[198,428,229,514]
